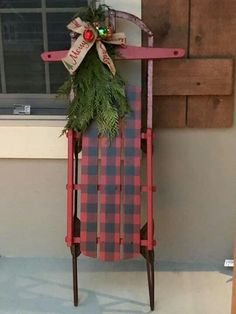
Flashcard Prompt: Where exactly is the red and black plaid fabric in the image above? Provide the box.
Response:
[80,86,142,261]
[99,136,121,261]
[80,123,98,258]
[123,86,142,259]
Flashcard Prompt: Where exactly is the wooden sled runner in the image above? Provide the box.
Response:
[41,9,185,311]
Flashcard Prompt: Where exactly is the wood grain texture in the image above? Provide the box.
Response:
[153,96,186,128]
[187,96,234,128]
[142,0,189,49]
[190,0,236,57]
[189,0,235,128]
[142,0,189,128]
[154,59,234,96]
[232,241,236,314]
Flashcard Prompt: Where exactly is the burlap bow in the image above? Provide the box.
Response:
[62,17,126,75]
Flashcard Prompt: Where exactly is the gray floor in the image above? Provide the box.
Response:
[0,257,232,314]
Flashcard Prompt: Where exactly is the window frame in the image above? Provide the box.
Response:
[0,2,87,117]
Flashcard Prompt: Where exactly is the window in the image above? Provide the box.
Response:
[0,0,87,115]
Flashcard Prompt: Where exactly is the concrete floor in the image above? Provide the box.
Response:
[0,257,232,314]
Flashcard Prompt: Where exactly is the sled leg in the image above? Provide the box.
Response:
[140,223,155,311]
[70,139,81,307]
[71,245,79,306]
[146,250,155,311]
[70,218,81,307]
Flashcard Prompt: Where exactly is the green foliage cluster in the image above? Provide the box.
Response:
[58,47,130,138]
[73,1,107,24]
[58,3,130,139]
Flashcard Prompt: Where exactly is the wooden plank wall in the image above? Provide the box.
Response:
[142,0,189,128]
[142,0,235,128]
[188,0,235,127]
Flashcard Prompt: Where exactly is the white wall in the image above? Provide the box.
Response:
[0,0,235,264]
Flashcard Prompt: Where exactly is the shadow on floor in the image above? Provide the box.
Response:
[0,257,232,314]
[0,258,152,314]
[1,281,151,314]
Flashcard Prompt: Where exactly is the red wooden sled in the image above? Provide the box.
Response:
[41,9,185,311]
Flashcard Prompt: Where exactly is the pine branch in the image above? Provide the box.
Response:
[58,5,130,139]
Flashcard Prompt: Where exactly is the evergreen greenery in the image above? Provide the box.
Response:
[58,2,130,139]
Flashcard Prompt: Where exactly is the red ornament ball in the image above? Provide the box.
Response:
[83,29,95,42]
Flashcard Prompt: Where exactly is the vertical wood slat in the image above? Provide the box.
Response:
[99,136,121,261]
[142,0,189,128]
[142,0,190,49]
[190,0,236,56]
[80,124,98,258]
[66,130,74,247]
[188,0,235,128]
[123,86,142,259]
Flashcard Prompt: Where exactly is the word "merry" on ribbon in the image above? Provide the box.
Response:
[62,17,126,75]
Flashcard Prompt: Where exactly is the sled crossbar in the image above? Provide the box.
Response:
[41,46,185,62]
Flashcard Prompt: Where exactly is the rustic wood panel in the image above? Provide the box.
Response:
[190,0,236,57]
[153,96,186,128]
[154,59,234,96]
[142,0,189,128]
[142,0,189,49]
[189,0,235,128]
[187,96,234,128]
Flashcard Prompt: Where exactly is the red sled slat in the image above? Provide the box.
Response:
[99,136,122,261]
[123,86,142,259]
[66,130,74,247]
[80,123,99,258]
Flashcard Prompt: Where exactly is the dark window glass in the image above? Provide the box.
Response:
[0,0,41,9]
[2,13,45,93]
[0,1,88,115]
[47,12,72,51]
[47,12,72,93]
[49,63,69,94]
[46,0,87,8]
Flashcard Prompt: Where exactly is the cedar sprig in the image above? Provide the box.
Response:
[58,4,130,139]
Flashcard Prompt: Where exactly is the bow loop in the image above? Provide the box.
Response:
[62,17,126,75]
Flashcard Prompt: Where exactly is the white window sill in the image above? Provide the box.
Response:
[0,116,68,159]
[0,115,67,127]
[0,115,66,120]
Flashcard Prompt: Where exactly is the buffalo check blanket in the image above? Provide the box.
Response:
[80,85,141,261]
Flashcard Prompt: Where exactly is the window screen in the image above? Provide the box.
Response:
[0,0,87,115]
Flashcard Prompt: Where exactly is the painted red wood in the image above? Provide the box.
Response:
[123,86,142,259]
[118,46,185,60]
[80,124,99,258]
[99,136,122,261]
[72,184,156,192]
[147,128,154,250]
[41,46,185,62]
[66,130,74,247]
[73,237,156,247]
